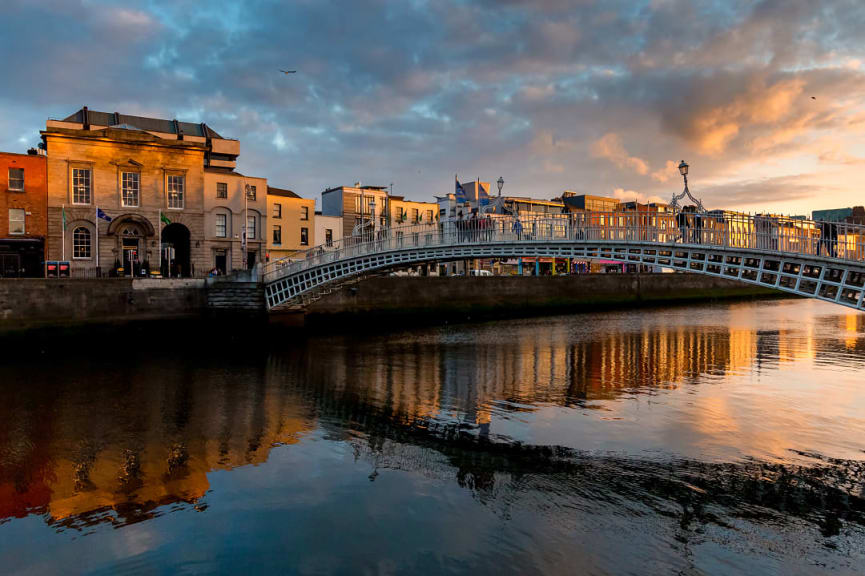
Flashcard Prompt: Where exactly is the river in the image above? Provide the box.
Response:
[1,298,864,575]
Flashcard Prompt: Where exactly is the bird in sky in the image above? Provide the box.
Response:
[811,96,816,100]
[280,69,296,74]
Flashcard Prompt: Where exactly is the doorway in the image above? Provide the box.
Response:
[161,223,191,277]
[214,249,227,275]
[246,250,257,270]
[122,238,139,276]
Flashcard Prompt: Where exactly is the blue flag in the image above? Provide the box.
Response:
[478,182,490,207]
[97,208,112,222]
[455,176,467,204]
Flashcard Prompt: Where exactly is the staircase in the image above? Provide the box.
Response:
[206,279,266,312]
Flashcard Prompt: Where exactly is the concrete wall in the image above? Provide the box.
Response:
[304,274,777,321]
[0,279,207,331]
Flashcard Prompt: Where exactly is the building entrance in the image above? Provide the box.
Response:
[122,238,139,276]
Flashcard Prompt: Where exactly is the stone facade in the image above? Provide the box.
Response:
[41,108,247,277]
[42,127,208,276]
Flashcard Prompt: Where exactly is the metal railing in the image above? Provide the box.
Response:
[264,211,865,283]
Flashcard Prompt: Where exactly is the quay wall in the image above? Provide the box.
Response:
[0,274,779,333]
[0,279,207,332]
[303,274,777,322]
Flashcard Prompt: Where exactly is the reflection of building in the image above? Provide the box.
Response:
[321,185,388,238]
[42,107,242,277]
[203,168,267,273]
[266,186,315,262]
[0,151,47,277]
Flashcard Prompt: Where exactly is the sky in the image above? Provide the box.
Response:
[1,0,863,216]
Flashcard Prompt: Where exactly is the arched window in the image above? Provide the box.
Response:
[73,226,91,259]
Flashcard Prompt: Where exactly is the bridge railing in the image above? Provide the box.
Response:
[263,212,865,282]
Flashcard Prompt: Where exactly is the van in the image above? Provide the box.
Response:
[470,269,493,277]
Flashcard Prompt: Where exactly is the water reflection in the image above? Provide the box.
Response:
[0,299,864,572]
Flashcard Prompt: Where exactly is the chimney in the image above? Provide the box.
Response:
[82,106,90,130]
[174,119,183,140]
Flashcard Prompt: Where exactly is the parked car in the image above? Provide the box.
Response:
[470,269,493,276]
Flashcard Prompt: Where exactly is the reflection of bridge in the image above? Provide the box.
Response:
[263,212,865,311]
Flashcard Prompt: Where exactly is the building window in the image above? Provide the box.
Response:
[273,224,282,245]
[8,208,25,234]
[411,208,419,223]
[300,227,308,246]
[216,182,228,199]
[397,207,405,221]
[121,172,140,207]
[215,213,227,238]
[273,203,282,219]
[73,168,91,204]
[247,185,256,200]
[246,215,256,240]
[426,209,433,222]
[73,226,91,259]
[167,175,185,209]
[8,168,24,191]
[325,229,333,247]
[301,206,309,220]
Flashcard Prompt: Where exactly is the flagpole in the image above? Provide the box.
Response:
[95,205,99,272]
[158,209,162,276]
[61,203,66,261]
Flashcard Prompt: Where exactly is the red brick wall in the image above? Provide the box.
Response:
[0,152,47,241]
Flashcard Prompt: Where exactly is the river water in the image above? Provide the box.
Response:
[1,298,864,575]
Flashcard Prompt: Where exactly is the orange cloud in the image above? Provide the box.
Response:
[591,133,650,175]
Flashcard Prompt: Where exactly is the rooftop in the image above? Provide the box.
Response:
[267,186,301,199]
[58,107,226,140]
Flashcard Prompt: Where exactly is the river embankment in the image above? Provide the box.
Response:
[0,274,778,334]
[301,273,777,325]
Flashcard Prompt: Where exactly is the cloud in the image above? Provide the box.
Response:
[591,133,650,175]
[611,188,666,205]
[0,0,864,214]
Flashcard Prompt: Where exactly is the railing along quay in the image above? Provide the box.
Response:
[264,211,865,283]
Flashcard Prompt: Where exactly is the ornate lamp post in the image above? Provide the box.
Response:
[497,176,504,197]
[670,160,706,212]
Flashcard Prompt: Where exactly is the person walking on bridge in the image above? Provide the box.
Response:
[513,217,524,240]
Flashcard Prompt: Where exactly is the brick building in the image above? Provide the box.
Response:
[0,151,47,277]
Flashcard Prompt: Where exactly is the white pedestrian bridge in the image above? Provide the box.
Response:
[263,211,865,311]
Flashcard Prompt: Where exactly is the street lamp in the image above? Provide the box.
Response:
[497,176,504,197]
[670,159,705,213]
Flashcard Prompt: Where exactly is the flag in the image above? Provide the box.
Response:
[97,208,112,222]
[160,212,171,226]
[455,176,467,204]
[61,205,67,231]
[478,182,490,207]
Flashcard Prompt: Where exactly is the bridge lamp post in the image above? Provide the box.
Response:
[678,160,689,194]
[497,176,504,197]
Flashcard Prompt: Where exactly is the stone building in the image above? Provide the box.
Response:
[41,107,245,277]
[0,150,47,277]
[203,168,267,274]
[266,186,315,262]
